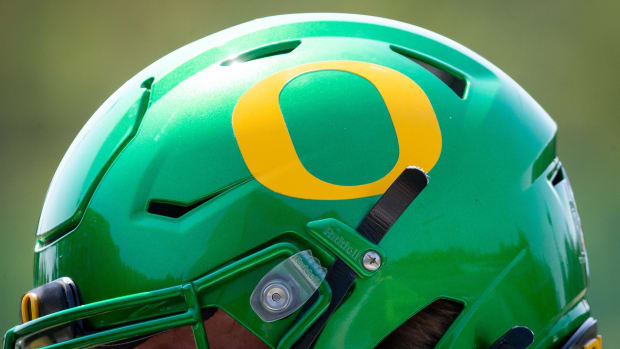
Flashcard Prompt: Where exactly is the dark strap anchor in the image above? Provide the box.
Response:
[293,166,429,349]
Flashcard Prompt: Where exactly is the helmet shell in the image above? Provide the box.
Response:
[33,14,589,348]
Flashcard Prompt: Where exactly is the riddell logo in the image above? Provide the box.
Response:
[232,60,442,200]
[321,226,362,262]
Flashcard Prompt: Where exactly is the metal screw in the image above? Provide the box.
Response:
[262,282,291,312]
[362,250,382,271]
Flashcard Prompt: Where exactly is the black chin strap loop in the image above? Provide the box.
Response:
[292,167,429,349]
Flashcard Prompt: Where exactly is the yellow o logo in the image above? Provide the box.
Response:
[233,60,441,200]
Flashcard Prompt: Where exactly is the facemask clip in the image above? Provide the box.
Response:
[250,250,327,322]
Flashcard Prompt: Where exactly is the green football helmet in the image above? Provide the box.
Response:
[6,13,600,349]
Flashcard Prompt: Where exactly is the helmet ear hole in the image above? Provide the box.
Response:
[376,298,463,349]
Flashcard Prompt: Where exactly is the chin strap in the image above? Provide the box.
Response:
[292,166,429,349]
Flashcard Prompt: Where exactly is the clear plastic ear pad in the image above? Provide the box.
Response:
[250,250,327,322]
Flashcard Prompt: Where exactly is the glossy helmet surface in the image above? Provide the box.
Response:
[8,14,594,348]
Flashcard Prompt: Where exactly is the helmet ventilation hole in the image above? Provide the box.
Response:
[147,191,224,218]
[390,45,468,99]
[146,179,249,218]
[376,298,464,349]
[147,200,207,218]
[221,40,301,66]
[551,166,565,186]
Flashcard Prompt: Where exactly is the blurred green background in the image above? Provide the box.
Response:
[1,0,618,345]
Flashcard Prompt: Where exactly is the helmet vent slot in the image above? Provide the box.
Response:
[376,298,463,349]
[147,193,221,218]
[551,166,565,186]
[390,45,468,99]
[146,179,249,218]
[221,40,301,66]
[147,199,209,218]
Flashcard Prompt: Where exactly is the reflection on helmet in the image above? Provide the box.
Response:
[7,13,598,349]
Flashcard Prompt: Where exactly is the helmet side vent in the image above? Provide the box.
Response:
[221,40,301,66]
[147,198,213,218]
[376,298,464,349]
[146,178,249,218]
[390,45,468,99]
[551,165,565,186]
[147,189,227,218]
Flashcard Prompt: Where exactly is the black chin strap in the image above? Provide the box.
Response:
[292,167,429,349]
